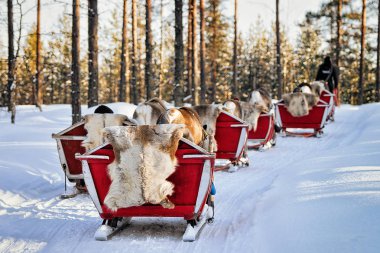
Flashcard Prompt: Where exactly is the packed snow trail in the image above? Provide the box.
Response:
[0,103,379,253]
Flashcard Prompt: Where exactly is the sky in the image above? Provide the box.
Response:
[0,0,323,58]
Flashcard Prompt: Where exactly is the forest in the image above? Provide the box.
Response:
[0,0,379,124]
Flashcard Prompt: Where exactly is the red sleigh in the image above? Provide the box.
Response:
[275,97,330,137]
[52,115,131,197]
[214,111,249,171]
[247,113,276,150]
[76,138,215,241]
[52,121,87,182]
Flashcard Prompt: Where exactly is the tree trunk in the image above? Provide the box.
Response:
[158,0,164,99]
[358,0,366,105]
[71,0,81,124]
[131,0,138,104]
[119,0,129,102]
[336,0,342,67]
[174,0,184,106]
[210,0,217,102]
[232,0,237,98]
[88,0,98,107]
[248,62,254,90]
[336,0,342,103]
[187,0,193,103]
[199,0,206,103]
[276,0,283,99]
[145,0,153,100]
[191,0,199,105]
[7,0,16,123]
[36,0,42,110]
[376,0,380,102]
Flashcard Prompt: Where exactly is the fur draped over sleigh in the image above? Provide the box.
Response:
[81,114,130,151]
[102,124,185,211]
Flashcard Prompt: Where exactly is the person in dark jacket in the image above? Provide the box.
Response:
[315,56,339,93]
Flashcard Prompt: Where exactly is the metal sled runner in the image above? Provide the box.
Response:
[76,138,215,242]
[247,113,276,150]
[214,111,249,171]
[275,99,330,137]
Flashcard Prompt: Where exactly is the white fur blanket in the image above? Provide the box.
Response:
[81,114,128,151]
[103,124,184,211]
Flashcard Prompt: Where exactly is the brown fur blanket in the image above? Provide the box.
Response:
[102,124,185,211]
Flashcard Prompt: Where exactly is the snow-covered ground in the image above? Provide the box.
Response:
[0,103,379,253]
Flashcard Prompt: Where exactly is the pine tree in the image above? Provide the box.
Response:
[296,19,321,84]
[7,0,16,123]
[191,0,199,105]
[71,0,81,124]
[377,0,380,102]
[358,0,366,105]
[35,0,43,110]
[276,0,283,99]
[174,0,184,106]
[119,0,128,102]
[131,0,138,104]
[336,0,342,67]
[232,0,238,98]
[199,0,206,103]
[206,0,231,102]
[145,0,153,100]
[186,0,193,103]
[88,0,99,107]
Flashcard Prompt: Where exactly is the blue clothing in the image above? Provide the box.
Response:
[210,182,216,195]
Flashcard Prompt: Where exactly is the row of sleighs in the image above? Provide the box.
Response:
[52,84,334,241]
[52,95,272,241]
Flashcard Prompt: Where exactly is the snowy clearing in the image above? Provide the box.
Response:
[0,103,379,253]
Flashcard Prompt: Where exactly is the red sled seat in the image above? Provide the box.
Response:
[214,111,249,170]
[275,102,329,137]
[247,113,276,149]
[52,121,87,181]
[76,138,215,241]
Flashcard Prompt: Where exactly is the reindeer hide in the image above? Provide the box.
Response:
[102,124,185,211]
[82,114,128,151]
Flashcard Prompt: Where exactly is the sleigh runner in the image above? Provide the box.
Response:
[214,111,249,171]
[76,136,215,242]
[247,113,276,150]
